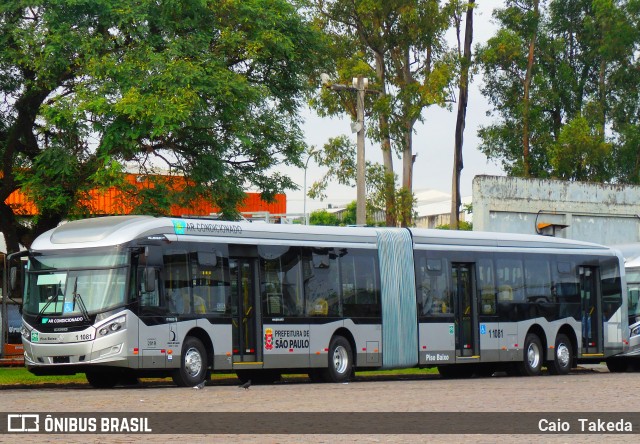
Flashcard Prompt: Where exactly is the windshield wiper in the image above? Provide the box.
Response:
[35,281,63,324]
[72,278,91,323]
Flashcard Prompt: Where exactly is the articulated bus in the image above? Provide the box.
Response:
[6,216,628,388]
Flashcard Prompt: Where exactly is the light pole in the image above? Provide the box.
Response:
[303,149,317,225]
[354,76,367,226]
[320,74,369,226]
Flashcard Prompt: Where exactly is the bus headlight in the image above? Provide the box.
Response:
[21,323,31,340]
[97,315,126,337]
[631,325,640,337]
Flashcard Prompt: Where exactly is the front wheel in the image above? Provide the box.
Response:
[172,336,207,387]
[517,333,543,376]
[323,336,353,383]
[548,334,573,375]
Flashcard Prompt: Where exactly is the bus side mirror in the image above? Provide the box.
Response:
[144,267,156,293]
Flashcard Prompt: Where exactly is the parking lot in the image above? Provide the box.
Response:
[1,365,639,443]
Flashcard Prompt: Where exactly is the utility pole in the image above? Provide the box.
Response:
[320,74,370,226]
[354,76,366,226]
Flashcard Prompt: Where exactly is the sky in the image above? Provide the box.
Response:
[285,1,505,216]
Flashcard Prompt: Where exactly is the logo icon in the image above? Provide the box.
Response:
[31,331,39,343]
[264,328,273,350]
[7,414,40,432]
[172,220,186,235]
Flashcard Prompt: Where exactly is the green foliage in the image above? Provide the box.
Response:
[436,220,473,231]
[477,0,640,183]
[549,115,613,182]
[309,209,340,226]
[0,0,327,251]
[308,0,460,225]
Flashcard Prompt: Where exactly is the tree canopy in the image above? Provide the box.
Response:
[477,0,640,182]
[0,0,325,252]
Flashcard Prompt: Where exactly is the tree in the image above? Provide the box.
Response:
[0,0,325,253]
[308,135,408,225]
[477,0,640,183]
[310,0,459,227]
[309,209,340,226]
[450,0,475,230]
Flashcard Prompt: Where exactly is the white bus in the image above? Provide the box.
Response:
[605,243,640,370]
[7,216,628,387]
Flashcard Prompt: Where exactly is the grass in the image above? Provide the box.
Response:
[0,366,439,387]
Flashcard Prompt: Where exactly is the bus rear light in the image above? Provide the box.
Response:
[133,348,139,355]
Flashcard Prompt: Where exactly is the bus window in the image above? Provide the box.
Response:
[304,248,340,317]
[163,250,190,314]
[192,249,230,316]
[259,246,303,317]
[496,257,525,302]
[477,258,496,315]
[415,255,452,316]
[553,260,580,319]
[340,249,380,318]
[525,257,552,302]
[600,257,622,320]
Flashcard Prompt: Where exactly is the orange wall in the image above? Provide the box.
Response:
[4,174,286,217]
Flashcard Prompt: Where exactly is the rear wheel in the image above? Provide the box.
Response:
[606,358,631,373]
[548,334,573,375]
[517,333,543,376]
[324,336,353,383]
[172,336,207,387]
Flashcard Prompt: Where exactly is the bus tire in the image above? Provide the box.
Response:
[86,371,119,389]
[324,336,353,383]
[606,358,630,373]
[518,333,543,376]
[173,336,207,387]
[548,334,573,375]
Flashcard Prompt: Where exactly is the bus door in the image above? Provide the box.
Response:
[452,263,479,358]
[580,266,603,355]
[230,258,260,363]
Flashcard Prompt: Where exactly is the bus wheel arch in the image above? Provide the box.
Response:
[172,335,208,387]
[517,327,546,376]
[184,327,214,369]
[324,329,355,383]
[548,327,576,375]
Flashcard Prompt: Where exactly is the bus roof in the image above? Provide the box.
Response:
[29,215,615,255]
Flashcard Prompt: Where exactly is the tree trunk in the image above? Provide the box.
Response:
[522,0,539,178]
[451,0,474,230]
[374,51,397,227]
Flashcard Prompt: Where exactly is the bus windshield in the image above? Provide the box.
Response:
[22,250,128,317]
[627,268,640,319]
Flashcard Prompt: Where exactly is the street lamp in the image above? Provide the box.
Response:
[303,149,317,225]
[321,74,369,226]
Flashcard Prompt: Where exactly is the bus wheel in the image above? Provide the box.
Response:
[173,336,207,387]
[518,333,543,376]
[606,358,630,373]
[548,334,573,375]
[324,336,353,383]
[86,371,119,389]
